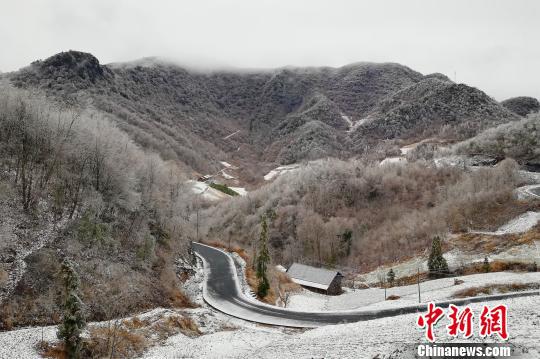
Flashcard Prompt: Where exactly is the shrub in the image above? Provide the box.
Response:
[452,283,539,298]
[428,236,449,278]
[209,183,239,196]
[84,326,147,359]
[77,210,110,244]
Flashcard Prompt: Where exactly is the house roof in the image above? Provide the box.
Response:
[286,263,342,290]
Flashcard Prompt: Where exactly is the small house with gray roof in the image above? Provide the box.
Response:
[286,263,343,295]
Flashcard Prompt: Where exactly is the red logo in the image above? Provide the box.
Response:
[417,302,445,342]
[417,303,508,342]
[447,304,474,338]
[479,305,508,340]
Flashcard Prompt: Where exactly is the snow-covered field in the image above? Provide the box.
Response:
[186,180,230,201]
[145,294,540,358]
[287,272,540,312]
[5,290,535,359]
[229,187,248,196]
[2,256,539,359]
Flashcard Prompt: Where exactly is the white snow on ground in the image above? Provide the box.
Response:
[357,210,540,289]
[358,243,540,287]
[400,146,414,155]
[2,253,539,358]
[399,138,439,155]
[5,295,537,359]
[147,294,540,358]
[264,164,301,181]
[517,184,540,200]
[434,155,466,168]
[223,130,240,140]
[379,156,407,166]
[287,272,540,312]
[0,306,289,359]
[145,326,286,359]
[220,161,234,169]
[518,170,540,184]
[229,187,248,196]
[471,212,540,235]
[221,171,235,180]
[0,203,69,304]
[187,180,230,201]
[340,114,354,131]
[346,116,371,133]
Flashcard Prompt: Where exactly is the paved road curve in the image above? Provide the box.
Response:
[193,242,539,328]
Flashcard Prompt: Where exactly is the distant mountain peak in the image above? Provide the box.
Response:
[501,96,540,117]
[424,72,452,82]
[13,50,112,89]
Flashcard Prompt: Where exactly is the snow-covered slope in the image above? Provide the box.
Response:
[187,180,231,201]
[148,294,539,358]
[4,293,537,359]
[263,164,301,181]
[287,272,540,312]
[471,212,540,235]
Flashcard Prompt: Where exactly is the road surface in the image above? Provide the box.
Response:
[193,243,539,328]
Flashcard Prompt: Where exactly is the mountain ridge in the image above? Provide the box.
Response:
[7,50,522,179]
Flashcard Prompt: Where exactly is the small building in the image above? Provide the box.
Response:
[286,263,343,295]
[197,174,213,182]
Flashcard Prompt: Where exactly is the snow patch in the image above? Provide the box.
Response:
[288,271,540,312]
[221,171,235,180]
[155,295,539,358]
[229,187,248,196]
[517,184,540,200]
[471,212,540,235]
[379,157,407,166]
[264,164,301,181]
[186,180,230,201]
[345,116,371,133]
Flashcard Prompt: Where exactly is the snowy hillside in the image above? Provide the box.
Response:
[3,293,537,359]
[287,272,540,312]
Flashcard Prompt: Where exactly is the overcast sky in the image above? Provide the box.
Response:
[1,0,538,100]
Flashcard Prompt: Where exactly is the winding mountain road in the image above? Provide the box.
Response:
[193,243,539,328]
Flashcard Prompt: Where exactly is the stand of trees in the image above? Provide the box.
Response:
[203,156,521,272]
[0,86,195,327]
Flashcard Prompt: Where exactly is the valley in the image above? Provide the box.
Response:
[0,50,539,358]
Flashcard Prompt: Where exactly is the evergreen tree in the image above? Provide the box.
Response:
[340,229,353,256]
[256,215,271,298]
[482,256,490,273]
[57,258,86,359]
[427,236,449,278]
[387,268,395,287]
